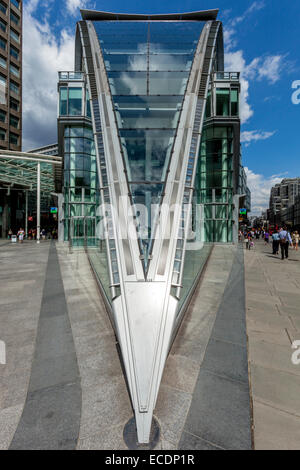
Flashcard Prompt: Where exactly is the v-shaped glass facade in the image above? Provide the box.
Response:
[93,21,204,267]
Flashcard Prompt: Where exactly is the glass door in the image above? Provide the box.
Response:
[71,217,85,247]
[85,217,96,247]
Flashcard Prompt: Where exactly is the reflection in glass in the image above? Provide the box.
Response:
[93,20,205,266]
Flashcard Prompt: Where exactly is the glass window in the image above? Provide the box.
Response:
[0,127,5,140]
[216,89,230,116]
[10,97,19,111]
[10,29,20,44]
[10,115,19,128]
[0,1,6,14]
[0,38,6,51]
[10,63,19,77]
[120,129,175,182]
[205,91,211,119]
[114,95,182,129]
[9,132,19,145]
[0,56,6,69]
[68,87,82,115]
[11,0,20,9]
[10,80,19,95]
[103,54,147,71]
[10,46,19,60]
[149,54,194,71]
[0,74,6,85]
[0,19,6,32]
[59,87,68,115]
[10,11,20,26]
[86,89,91,118]
[230,88,239,116]
[0,109,5,122]
[108,72,147,95]
[149,72,189,95]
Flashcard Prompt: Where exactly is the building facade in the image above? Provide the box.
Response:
[57,9,249,443]
[269,177,300,227]
[0,0,22,237]
[0,0,22,151]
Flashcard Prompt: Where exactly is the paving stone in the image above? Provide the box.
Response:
[179,431,223,450]
[251,364,300,416]
[183,370,252,450]
[253,400,300,450]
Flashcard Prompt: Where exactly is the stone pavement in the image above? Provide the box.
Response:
[0,240,50,450]
[245,239,300,450]
[1,239,253,450]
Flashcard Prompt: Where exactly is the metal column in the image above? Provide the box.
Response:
[37,163,41,244]
[25,190,28,239]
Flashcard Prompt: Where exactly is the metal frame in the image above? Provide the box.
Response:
[77,15,223,444]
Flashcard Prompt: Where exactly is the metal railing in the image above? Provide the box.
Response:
[58,71,85,81]
[214,71,240,81]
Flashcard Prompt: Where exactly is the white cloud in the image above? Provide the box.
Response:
[241,130,276,146]
[245,167,285,215]
[223,1,286,127]
[66,0,88,16]
[22,4,75,150]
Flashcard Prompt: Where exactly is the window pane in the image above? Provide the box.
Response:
[9,133,19,145]
[10,12,20,26]
[59,87,68,115]
[10,64,19,77]
[0,127,5,140]
[114,95,182,129]
[68,87,82,115]
[11,0,20,9]
[0,56,6,69]
[10,115,19,128]
[120,129,175,182]
[103,54,147,71]
[149,72,189,95]
[0,19,6,33]
[0,38,6,51]
[0,1,6,15]
[10,30,20,44]
[149,54,194,71]
[108,71,147,95]
[10,46,19,60]
[230,89,239,116]
[216,89,230,116]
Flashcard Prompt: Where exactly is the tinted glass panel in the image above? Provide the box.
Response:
[94,20,204,266]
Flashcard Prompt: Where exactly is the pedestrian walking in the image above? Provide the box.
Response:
[279,226,292,260]
[264,231,270,245]
[292,231,299,251]
[272,230,280,255]
[17,228,25,243]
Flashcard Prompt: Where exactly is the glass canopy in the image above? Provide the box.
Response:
[93,21,204,267]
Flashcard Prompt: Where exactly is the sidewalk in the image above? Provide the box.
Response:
[245,240,300,450]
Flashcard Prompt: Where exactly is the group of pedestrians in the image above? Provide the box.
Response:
[240,226,299,260]
[7,227,58,243]
[271,227,293,260]
[239,228,266,250]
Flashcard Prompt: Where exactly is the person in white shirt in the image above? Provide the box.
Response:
[279,226,292,260]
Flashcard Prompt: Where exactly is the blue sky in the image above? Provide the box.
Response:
[22,0,300,214]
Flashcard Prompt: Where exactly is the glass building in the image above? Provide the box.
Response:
[57,9,250,443]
